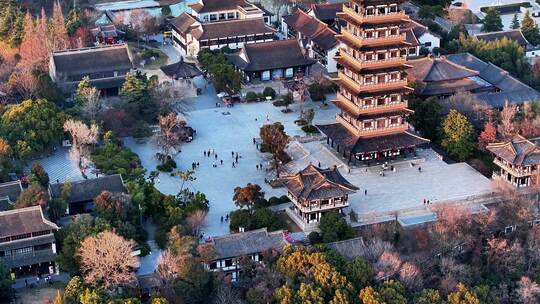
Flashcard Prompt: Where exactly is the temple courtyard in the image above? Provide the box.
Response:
[38,78,495,236]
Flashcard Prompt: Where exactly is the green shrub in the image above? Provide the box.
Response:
[156,154,177,172]
[91,139,144,181]
[295,119,307,126]
[308,231,322,244]
[301,125,320,134]
[142,49,160,60]
[308,83,327,101]
[262,87,277,99]
[134,123,152,139]
[245,91,259,102]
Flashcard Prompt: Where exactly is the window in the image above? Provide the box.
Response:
[219,13,226,20]
[285,68,293,78]
[390,95,399,102]
[390,73,398,80]
[209,262,217,269]
[390,28,398,35]
[364,98,373,106]
[209,14,217,21]
[377,120,386,128]
[366,8,375,15]
[377,75,386,82]
[225,259,233,267]
[390,117,399,125]
[377,98,385,106]
[365,53,374,61]
[364,121,372,129]
[262,70,271,81]
[377,30,386,38]
[227,12,235,19]
[424,42,432,47]
[364,76,373,83]
[377,53,385,60]
[366,31,374,38]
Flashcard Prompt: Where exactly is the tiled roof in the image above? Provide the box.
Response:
[283,9,339,51]
[160,58,203,79]
[280,164,358,201]
[228,39,316,72]
[0,180,23,209]
[487,135,540,166]
[0,206,58,238]
[190,0,252,14]
[446,52,540,107]
[408,56,479,82]
[210,228,289,259]
[475,30,529,46]
[310,3,343,21]
[51,44,132,78]
[199,18,275,40]
[49,174,125,204]
[169,12,199,35]
[317,123,429,154]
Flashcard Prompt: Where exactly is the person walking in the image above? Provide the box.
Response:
[212,161,216,167]
[418,167,422,172]
[204,151,207,157]
[231,151,234,157]
[220,159,223,165]
[235,155,239,163]
[232,162,236,168]
[364,189,367,195]
[256,164,259,170]
[215,154,218,160]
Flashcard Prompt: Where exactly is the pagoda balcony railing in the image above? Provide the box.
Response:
[334,92,361,116]
[334,71,409,93]
[339,30,406,47]
[339,6,407,24]
[336,114,409,137]
[334,92,407,115]
[336,50,407,71]
[291,199,349,214]
[493,158,534,178]
[357,124,408,137]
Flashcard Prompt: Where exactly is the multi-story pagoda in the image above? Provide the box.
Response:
[317,0,429,164]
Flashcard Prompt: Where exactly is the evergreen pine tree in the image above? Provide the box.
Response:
[8,10,24,47]
[482,7,503,32]
[511,13,520,29]
[0,5,14,40]
[65,8,82,35]
[521,10,540,45]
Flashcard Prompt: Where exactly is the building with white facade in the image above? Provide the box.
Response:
[170,0,276,56]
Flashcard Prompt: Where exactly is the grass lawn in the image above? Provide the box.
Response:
[128,42,169,70]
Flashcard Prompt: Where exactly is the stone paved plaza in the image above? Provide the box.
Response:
[37,78,495,236]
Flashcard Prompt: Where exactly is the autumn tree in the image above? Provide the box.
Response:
[74,77,101,120]
[156,227,214,303]
[441,110,476,161]
[8,69,39,100]
[260,122,289,176]
[77,230,139,291]
[15,184,48,208]
[49,0,70,51]
[478,121,497,151]
[498,104,517,139]
[64,119,99,171]
[233,183,264,211]
[18,11,48,71]
[276,246,354,303]
[522,10,540,46]
[447,283,480,304]
[29,162,49,187]
[515,276,540,304]
[155,112,185,156]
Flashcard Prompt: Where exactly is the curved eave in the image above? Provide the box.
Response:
[337,12,410,27]
[336,34,412,51]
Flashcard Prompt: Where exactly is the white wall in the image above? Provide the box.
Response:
[418,32,440,51]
